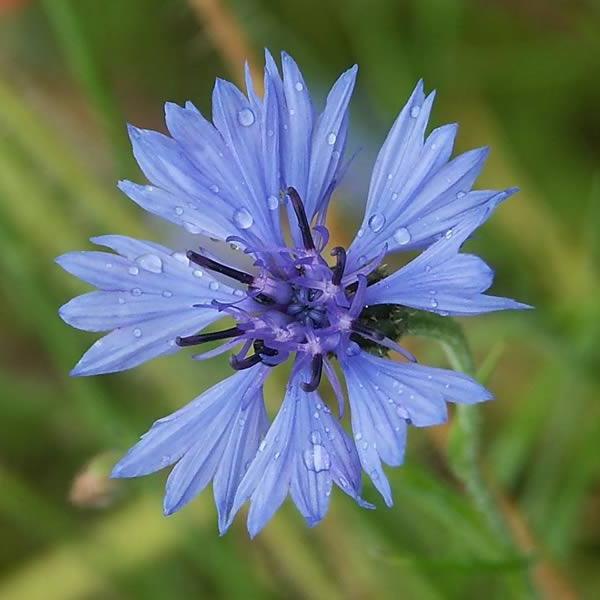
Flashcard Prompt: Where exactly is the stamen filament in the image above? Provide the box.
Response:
[187,250,254,284]
[286,187,315,250]
[176,326,243,347]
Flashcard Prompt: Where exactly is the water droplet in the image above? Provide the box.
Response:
[393,227,412,245]
[174,206,184,216]
[425,264,432,273]
[445,229,453,239]
[387,173,393,181]
[209,184,220,194]
[233,289,245,297]
[258,440,267,452]
[456,191,466,199]
[354,432,363,441]
[357,227,364,238]
[118,297,125,305]
[133,328,142,338]
[368,213,386,233]
[410,105,421,118]
[295,81,304,91]
[233,207,254,229]
[396,406,409,419]
[391,192,399,200]
[128,266,139,276]
[346,342,360,357]
[237,107,255,127]
[289,108,296,116]
[131,287,142,296]
[430,298,439,308]
[358,255,368,266]
[339,476,349,489]
[362,441,369,450]
[172,252,189,266]
[183,221,202,234]
[303,444,331,472]
[267,195,279,210]
[162,290,173,298]
[105,262,113,269]
[310,431,322,445]
[209,280,220,291]
[267,129,274,137]
[136,253,163,274]
[327,132,337,145]
[193,269,203,278]
[274,451,281,460]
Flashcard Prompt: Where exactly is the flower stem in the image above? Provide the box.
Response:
[403,311,513,545]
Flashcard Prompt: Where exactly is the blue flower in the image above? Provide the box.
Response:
[57,50,529,536]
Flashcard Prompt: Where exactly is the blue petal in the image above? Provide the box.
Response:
[112,367,268,523]
[342,350,493,502]
[365,209,532,316]
[228,365,365,537]
[56,236,237,375]
[347,80,517,268]
[305,64,357,222]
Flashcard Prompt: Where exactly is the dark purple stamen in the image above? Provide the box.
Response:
[230,353,262,370]
[187,250,254,285]
[176,326,243,347]
[302,354,323,392]
[286,187,315,250]
[253,340,278,357]
[330,246,347,286]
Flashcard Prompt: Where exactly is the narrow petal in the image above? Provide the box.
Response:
[365,209,532,316]
[347,80,517,268]
[112,366,269,522]
[57,236,239,375]
[228,365,364,537]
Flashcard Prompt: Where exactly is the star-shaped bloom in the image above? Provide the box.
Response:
[57,50,529,536]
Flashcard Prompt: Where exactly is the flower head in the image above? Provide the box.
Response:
[57,50,529,536]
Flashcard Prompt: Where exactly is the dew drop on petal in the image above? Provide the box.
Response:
[258,440,267,452]
[233,207,254,230]
[425,264,432,273]
[327,132,337,146]
[456,191,466,199]
[237,107,255,127]
[233,289,245,297]
[105,263,113,269]
[445,229,453,239]
[356,227,364,238]
[193,269,203,278]
[410,105,421,118]
[430,298,439,308]
[310,431,322,445]
[136,253,163,274]
[133,328,142,338]
[209,280,220,291]
[209,184,220,194]
[128,266,139,276]
[172,251,189,266]
[131,287,142,296]
[368,213,386,233]
[118,297,125,305]
[354,432,363,441]
[393,227,412,245]
[174,206,184,216]
[295,81,304,91]
[183,221,202,234]
[303,444,331,472]
[162,290,173,298]
[267,195,279,211]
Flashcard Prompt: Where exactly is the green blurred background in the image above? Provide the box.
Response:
[0,0,598,598]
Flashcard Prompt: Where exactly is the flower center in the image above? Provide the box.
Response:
[175,187,412,392]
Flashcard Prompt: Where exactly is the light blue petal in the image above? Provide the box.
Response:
[57,236,239,375]
[112,367,268,523]
[365,209,532,316]
[347,79,517,268]
[228,365,364,537]
[163,368,268,517]
[305,64,357,221]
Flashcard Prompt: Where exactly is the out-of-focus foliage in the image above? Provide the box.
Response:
[0,0,598,598]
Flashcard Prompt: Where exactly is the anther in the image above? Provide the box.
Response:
[229,353,262,370]
[330,246,347,286]
[301,354,323,392]
[186,250,254,285]
[286,187,315,250]
[176,326,243,347]
[253,339,278,357]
